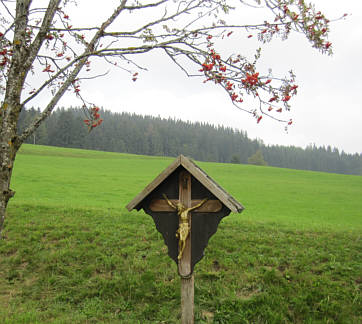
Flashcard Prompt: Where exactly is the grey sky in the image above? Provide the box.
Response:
[53,0,362,154]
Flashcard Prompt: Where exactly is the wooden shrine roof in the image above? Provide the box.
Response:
[126,155,244,213]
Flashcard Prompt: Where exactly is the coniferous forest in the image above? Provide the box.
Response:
[17,107,362,175]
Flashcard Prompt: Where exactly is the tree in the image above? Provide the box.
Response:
[248,149,268,166]
[0,0,344,237]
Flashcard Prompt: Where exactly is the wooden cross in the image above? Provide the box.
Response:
[149,170,222,324]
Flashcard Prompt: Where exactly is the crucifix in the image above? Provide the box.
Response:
[126,155,244,324]
[149,171,222,277]
[162,193,208,261]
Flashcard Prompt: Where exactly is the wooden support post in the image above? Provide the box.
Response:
[179,171,194,324]
[181,275,194,324]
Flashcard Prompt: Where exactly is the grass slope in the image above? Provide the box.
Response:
[0,144,361,323]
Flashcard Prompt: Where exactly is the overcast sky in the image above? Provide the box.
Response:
[55,0,362,154]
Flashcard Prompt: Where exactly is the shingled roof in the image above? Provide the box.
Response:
[126,155,244,213]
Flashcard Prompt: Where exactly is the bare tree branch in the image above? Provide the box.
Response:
[124,0,168,10]
[19,0,129,143]
[104,0,208,37]
[24,0,62,73]
[0,0,15,20]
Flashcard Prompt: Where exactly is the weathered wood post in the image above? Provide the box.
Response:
[126,155,244,323]
[179,170,194,324]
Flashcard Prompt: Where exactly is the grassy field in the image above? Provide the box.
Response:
[0,144,361,323]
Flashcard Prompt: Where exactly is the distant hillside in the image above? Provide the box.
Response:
[17,107,362,175]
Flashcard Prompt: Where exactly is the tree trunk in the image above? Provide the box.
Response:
[0,141,17,239]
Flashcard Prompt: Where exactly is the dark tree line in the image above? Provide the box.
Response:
[17,107,362,175]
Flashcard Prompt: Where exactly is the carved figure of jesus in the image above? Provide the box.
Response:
[162,194,208,260]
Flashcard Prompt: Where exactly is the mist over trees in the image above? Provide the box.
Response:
[18,107,362,176]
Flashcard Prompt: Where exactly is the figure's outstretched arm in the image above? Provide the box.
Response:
[189,198,209,212]
[162,193,177,210]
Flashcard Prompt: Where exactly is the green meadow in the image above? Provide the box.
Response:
[0,144,361,323]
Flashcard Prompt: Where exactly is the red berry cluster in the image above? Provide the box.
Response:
[0,33,12,68]
[42,64,54,73]
[198,33,300,126]
[278,1,337,53]
[83,107,103,131]
[242,72,259,88]
[0,48,8,67]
